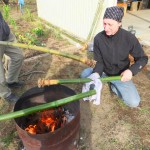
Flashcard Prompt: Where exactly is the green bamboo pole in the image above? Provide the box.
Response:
[38,76,121,87]
[0,90,96,121]
[87,0,103,41]
[0,41,95,67]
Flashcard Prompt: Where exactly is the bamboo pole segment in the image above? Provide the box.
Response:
[0,90,96,121]
[0,41,96,67]
[38,76,121,87]
[87,0,103,41]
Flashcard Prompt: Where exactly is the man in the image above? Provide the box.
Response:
[81,6,148,107]
[0,11,24,102]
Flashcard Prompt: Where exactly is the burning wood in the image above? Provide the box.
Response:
[24,107,74,134]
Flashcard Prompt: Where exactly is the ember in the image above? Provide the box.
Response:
[25,107,74,134]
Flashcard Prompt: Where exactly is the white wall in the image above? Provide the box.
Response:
[36,0,117,41]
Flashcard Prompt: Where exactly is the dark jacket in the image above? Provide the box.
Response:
[93,28,148,76]
[0,11,10,41]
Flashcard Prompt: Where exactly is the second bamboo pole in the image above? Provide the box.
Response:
[0,90,96,121]
[38,76,121,87]
[0,41,96,67]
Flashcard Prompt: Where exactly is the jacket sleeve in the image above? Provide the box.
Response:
[129,36,148,75]
[0,26,3,41]
[93,37,104,76]
[0,12,4,41]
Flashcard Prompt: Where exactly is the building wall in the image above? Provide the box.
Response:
[36,0,117,41]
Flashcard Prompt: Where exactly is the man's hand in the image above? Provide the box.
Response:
[121,69,133,82]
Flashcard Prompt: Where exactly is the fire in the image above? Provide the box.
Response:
[25,107,65,134]
[40,110,58,132]
[25,125,37,134]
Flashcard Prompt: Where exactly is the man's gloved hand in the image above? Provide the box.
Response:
[82,72,102,105]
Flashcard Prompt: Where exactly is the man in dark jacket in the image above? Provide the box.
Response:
[0,11,24,102]
[81,6,148,107]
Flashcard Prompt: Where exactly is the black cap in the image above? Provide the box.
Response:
[103,6,124,22]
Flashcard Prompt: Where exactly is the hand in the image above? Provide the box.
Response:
[121,69,133,82]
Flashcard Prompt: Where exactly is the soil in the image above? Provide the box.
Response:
[0,1,150,150]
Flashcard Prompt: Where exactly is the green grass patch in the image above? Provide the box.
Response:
[1,131,17,147]
[139,107,150,114]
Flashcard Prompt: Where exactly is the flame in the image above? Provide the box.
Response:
[25,108,64,134]
[25,125,37,134]
[40,111,58,132]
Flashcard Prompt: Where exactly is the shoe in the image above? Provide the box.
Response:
[7,81,24,88]
[5,93,19,102]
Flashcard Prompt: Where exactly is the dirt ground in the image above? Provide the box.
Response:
[0,1,150,150]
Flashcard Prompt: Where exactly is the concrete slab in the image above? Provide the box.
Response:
[127,10,150,22]
[122,9,150,46]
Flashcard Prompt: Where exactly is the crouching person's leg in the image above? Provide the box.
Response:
[6,32,24,84]
[110,80,140,107]
[80,67,93,78]
[0,58,18,102]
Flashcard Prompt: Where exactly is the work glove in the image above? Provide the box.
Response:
[82,72,102,105]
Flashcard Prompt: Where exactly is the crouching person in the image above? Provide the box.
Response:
[81,6,148,108]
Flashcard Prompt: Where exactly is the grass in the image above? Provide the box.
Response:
[139,107,150,114]
[1,131,17,147]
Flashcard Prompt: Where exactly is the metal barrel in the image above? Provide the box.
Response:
[14,85,80,150]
